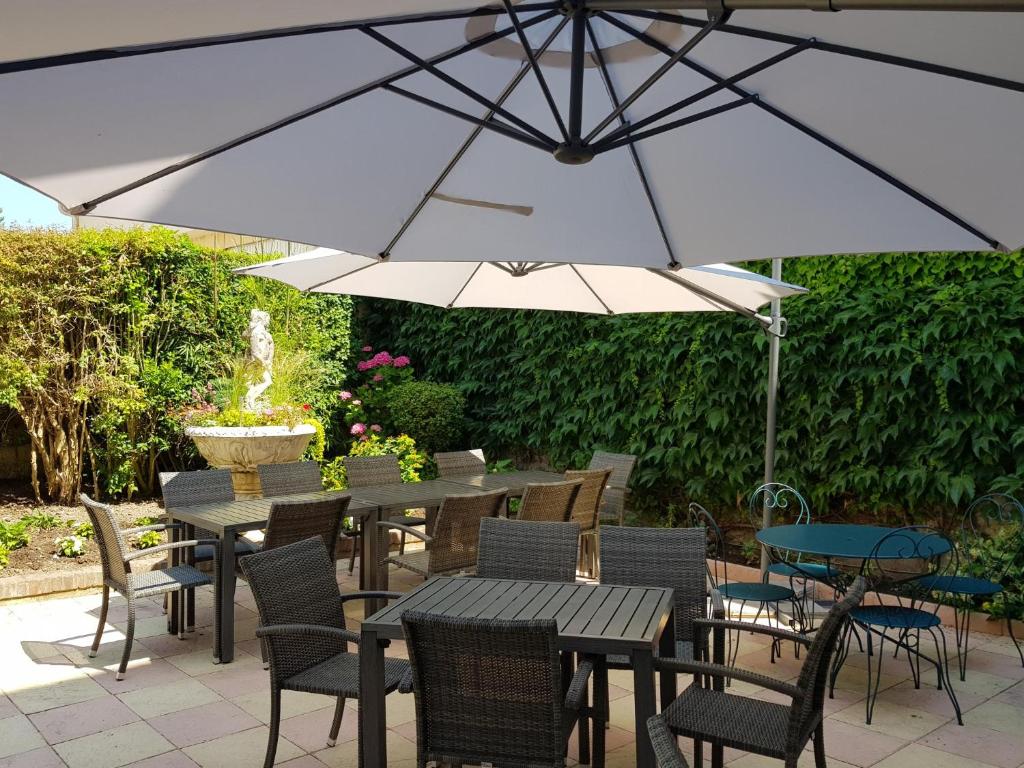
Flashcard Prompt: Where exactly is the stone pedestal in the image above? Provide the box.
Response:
[185,424,316,498]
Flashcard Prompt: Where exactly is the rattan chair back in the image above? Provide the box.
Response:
[564,468,611,532]
[518,479,582,523]
[82,494,132,590]
[159,469,235,507]
[401,611,567,768]
[342,454,401,487]
[588,451,636,489]
[600,525,707,650]
[239,537,347,683]
[476,518,581,582]
[257,461,323,497]
[262,496,350,563]
[425,489,506,575]
[434,449,486,478]
[788,577,866,748]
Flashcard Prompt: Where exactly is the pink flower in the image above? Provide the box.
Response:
[372,373,384,383]
[360,434,370,442]
[370,424,382,433]
[361,345,373,352]
[352,399,362,406]
[393,355,411,368]
[356,360,370,372]
[339,390,353,400]
[263,409,273,417]
[372,351,393,366]
[350,423,366,436]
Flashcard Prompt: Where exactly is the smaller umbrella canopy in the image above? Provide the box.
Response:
[234,248,805,319]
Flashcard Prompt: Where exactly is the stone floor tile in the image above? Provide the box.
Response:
[135,631,215,659]
[962,698,1024,734]
[831,698,949,740]
[950,669,1018,699]
[122,752,200,768]
[277,757,330,768]
[29,695,138,744]
[94,658,189,695]
[0,697,17,720]
[54,721,174,768]
[165,648,258,678]
[959,650,1024,681]
[995,680,1024,708]
[117,678,222,720]
[4,668,108,715]
[279,706,358,753]
[0,714,46,758]
[873,742,1003,768]
[112,615,179,641]
[875,678,983,718]
[195,664,270,699]
[0,745,66,768]
[919,722,1024,768]
[183,726,303,767]
[314,729,416,768]
[231,689,333,724]
[817,718,907,767]
[731,753,858,768]
[149,700,261,748]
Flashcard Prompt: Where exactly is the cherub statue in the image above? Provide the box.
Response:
[243,309,274,411]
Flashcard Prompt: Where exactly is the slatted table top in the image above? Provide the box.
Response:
[346,478,483,512]
[166,491,376,534]
[446,469,566,495]
[363,577,674,654]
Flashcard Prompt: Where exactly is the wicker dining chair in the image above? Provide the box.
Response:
[401,611,600,768]
[477,518,581,582]
[81,494,218,680]
[343,454,426,558]
[565,468,611,578]
[380,488,507,578]
[240,537,409,768]
[518,478,583,523]
[588,451,636,525]
[434,448,487,478]
[648,578,867,768]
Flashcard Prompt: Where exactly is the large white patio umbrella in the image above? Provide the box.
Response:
[233,247,806,316]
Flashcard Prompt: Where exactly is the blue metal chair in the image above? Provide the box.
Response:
[930,493,1023,680]
[831,526,962,725]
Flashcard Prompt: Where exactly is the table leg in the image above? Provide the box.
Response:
[632,648,657,768]
[711,620,725,768]
[167,519,179,635]
[659,614,677,712]
[185,522,196,632]
[363,507,383,615]
[217,530,237,663]
[359,628,388,768]
[358,517,367,591]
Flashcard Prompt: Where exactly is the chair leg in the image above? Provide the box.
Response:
[953,603,971,681]
[578,677,591,766]
[928,626,963,725]
[327,696,346,747]
[178,589,187,641]
[813,721,827,768]
[864,629,885,725]
[265,687,282,768]
[90,585,110,658]
[591,656,607,768]
[117,593,136,681]
[1006,610,1024,667]
[693,739,703,768]
[348,525,359,575]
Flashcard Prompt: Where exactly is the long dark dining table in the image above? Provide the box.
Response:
[165,490,377,663]
[359,576,676,768]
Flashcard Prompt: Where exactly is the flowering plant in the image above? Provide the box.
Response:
[54,535,87,558]
[338,346,414,437]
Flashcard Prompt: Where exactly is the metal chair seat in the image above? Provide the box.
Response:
[917,574,1002,596]
[767,561,840,580]
[851,604,942,630]
[663,685,790,759]
[284,651,409,698]
[718,582,795,603]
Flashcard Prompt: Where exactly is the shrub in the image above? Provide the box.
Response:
[21,511,64,530]
[0,545,8,569]
[54,535,87,558]
[73,522,95,539]
[962,523,1023,620]
[133,516,160,527]
[379,381,465,454]
[0,520,30,551]
[322,433,427,490]
[135,531,162,549]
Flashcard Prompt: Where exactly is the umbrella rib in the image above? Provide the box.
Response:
[382,84,554,151]
[601,12,1006,251]
[361,27,557,148]
[380,14,571,258]
[618,10,1024,94]
[502,0,569,142]
[0,3,562,75]
[583,11,725,145]
[594,39,814,151]
[446,263,485,308]
[586,18,678,269]
[647,268,772,326]
[595,95,758,154]
[570,265,615,315]
[301,259,382,293]
[64,9,560,216]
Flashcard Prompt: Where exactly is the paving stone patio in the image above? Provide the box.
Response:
[1,562,1021,768]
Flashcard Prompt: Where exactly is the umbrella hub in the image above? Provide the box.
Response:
[553,140,594,165]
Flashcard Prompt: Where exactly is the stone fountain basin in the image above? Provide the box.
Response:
[186,424,316,498]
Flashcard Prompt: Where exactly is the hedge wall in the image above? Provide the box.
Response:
[356,251,1024,522]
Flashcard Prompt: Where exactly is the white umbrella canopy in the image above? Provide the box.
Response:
[233,247,807,315]
[2,1,1023,270]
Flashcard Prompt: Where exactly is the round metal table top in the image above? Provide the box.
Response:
[755,524,951,560]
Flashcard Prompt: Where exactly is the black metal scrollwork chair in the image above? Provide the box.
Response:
[240,537,409,768]
[648,577,867,768]
[689,503,797,668]
[831,526,962,725]
[82,494,218,680]
[923,493,1023,680]
[401,611,600,768]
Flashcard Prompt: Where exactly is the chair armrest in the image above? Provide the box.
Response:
[339,591,405,604]
[710,588,726,620]
[122,522,182,536]
[647,715,691,768]
[398,667,414,694]
[693,618,812,647]
[653,657,802,698]
[255,623,360,645]
[376,521,432,544]
[123,539,219,562]
[565,659,594,711]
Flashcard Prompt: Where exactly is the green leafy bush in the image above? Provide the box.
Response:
[135,531,162,549]
[962,524,1023,620]
[0,520,30,551]
[54,535,87,558]
[21,511,64,530]
[132,516,160,527]
[380,381,465,454]
[73,522,95,539]
[322,434,427,490]
[0,545,8,569]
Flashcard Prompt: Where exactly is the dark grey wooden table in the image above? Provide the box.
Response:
[166,490,377,663]
[359,576,675,768]
[446,469,565,495]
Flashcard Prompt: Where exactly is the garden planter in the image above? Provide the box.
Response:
[185,424,315,498]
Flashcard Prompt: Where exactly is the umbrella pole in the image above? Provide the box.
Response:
[761,257,783,575]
